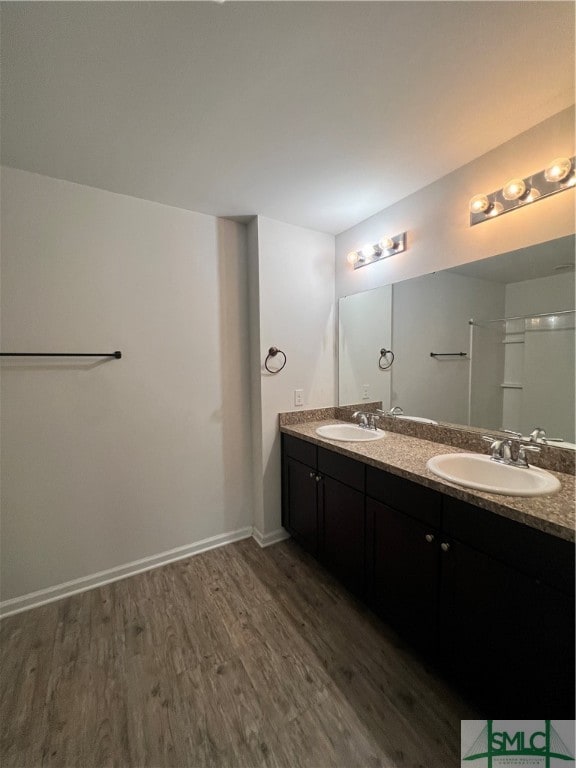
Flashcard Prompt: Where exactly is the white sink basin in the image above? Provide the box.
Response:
[315,424,386,442]
[426,453,561,497]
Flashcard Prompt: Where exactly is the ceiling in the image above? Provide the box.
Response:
[1,2,574,235]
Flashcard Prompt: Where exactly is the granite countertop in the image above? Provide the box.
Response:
[281,419,576,543]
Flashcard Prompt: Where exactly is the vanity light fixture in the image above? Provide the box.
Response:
[347,232,407,269]
[469,155,575,226]
[545,157,573,183]
[502,178,527,201]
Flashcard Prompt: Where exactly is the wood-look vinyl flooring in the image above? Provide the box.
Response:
[1,538,476,768]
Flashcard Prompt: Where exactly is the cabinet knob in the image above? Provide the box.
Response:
[425,534,435,543]
[441,542,450,552]
[309,471,316,478]
[315,475,322,482]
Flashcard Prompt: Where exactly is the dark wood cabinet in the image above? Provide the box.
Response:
[367,498,439,651]
[283,456,319,555]
[282,434,319,554]
[439,535,574,717]
[365,466,443,651]
[320,475,365,592]
[317,446,366,591]
[439,496,575,717]
[282,435,366,588]
[280,433,575,716]
[366,466,442,528]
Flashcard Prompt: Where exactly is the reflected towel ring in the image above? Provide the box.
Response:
[379,348,394,370]
[265,347,287,374]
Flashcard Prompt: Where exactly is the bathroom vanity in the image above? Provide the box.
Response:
[280,420,575,718]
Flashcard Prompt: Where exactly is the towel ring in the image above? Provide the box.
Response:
[379,348,394,370]
[265,347,287,374]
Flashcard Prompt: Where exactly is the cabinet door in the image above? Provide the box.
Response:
[320,475,365,593]
[367,498,439,651]
[284,457,318,555]
[440,538,575,717]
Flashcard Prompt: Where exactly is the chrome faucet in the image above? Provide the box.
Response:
[482,435,541,468]
[367,413,380,430]
[527,427,564,444]
[376,406,404,418]
[502,427,565,445]
[352,411,380,430]
[529,428,548,444]
[352,410,369,428]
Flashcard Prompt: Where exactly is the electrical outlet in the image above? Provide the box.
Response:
[362,384,370,400]
[294,389,304,407]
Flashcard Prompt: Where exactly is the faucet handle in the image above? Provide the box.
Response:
[352,410,368,427]
[522,445,541,453]
[482,436,502,459]
[518,443,541,467]
[526,427,563,444]
[528,427,548,444]
[378,406,404,417]
[503,429,547,445]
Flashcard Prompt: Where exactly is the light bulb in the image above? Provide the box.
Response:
[347,251,359,265]
[361,243,375,258]
[487,201,504,217]
[544,157,572,183]
[469,194,490,214]
[502,178,526,201]
[378,237,395,250]
[520,187,540,204]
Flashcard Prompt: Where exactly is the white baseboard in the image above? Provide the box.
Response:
[0,526,253,619]
[252,526,291,548]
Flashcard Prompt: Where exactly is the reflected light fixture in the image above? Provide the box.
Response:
[469,155,575,226]
[347,232,407,269]
[486,201,504,217]
[520,187,540,204]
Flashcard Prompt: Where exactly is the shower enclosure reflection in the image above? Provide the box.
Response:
[338,235,575,446]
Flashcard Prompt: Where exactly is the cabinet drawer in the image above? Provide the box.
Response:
[283,434,317,467]
[318,447,365,492]
[443,497,574,595]
[366,467,442,527]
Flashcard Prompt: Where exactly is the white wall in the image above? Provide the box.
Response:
[505,272,574,317]
[391,272,505,424]
[335,108,575,298]
[246,218,265,537]
[469,320,505,432]
[338,285,392,408]
[0,167,253,602]
[502,272,575,440]
[250,216,335,537]
[3,108,573,605]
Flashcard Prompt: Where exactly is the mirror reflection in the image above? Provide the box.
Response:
[338,235,575,447]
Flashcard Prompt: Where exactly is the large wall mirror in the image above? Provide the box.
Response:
[338,234,575,448]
